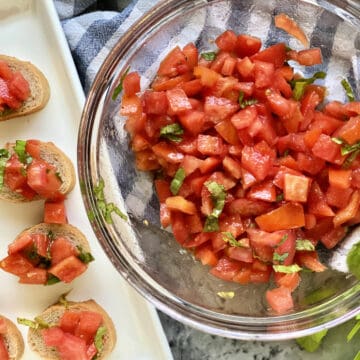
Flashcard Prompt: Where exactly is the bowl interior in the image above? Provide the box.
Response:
[79,0,360,339]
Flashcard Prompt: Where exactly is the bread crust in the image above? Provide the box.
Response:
[0,315,25,360]
[0,55,50,121]
[27,299,116,360]
[0,141,75,202]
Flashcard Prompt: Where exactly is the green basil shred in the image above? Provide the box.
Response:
[290,71,326,101]
[160,123,184,143]
[273,252,289,264]
[347,315,360,342]
[238,90,258,109]
[273,264,302,273]
[201,52,216,61]
[92,178,127,224]
[46,274,61,285]
[341,78,355,102]
[347,242,360,280]
[17,317,49,330]
[0,149,10,190]
[112,66,130,100]
[203,181,226,232]
[94,326,107,353]
[14,140,32,165]
[295,239,315,251]
[222,232,248,248]
[77,246,95,264]
[170,167,186,195]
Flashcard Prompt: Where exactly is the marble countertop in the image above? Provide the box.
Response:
[158,311,358,360]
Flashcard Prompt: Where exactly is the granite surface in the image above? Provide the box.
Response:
[158,311,359,360]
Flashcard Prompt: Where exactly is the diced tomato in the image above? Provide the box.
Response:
[274,272,300,292]
[60,311,81,334]
[142,91,168,115]
[215,30,237,52]
[236,57,255,79]
[49,255,88,283]
[74,311,103,345]
[222,156,242,179]
[214,119,240,145]
[25,139,41,159]
[166,88,192,114]
[228,198,272,217]
[296,48,322,66]
[326,185,353,209]
[8,71,30,101]
[333,190,360,227]
[157,46,188,77]
[182,42,198,70]
[195,244,218,266]
[19,268,47,284]
[241,144,273,181]
[50,237,78,266]
[8,234,33,255]
[120,94,142,117]
[251,43,287,68]
[193,66,221,87]
[312,134,345,165]
[296,251,327,272]
[165,196,197,214]
[32,233,49,258]
[0,335,8,360]
[231,106,257,130]
[227,247,253,263]
[283,173,311,202]
[170,212,190,245]
[209,256,241,281]
[320,226,347,249]
[178,110,205,135]
[0,253,34,276]
[275,13,308,47]
[247,180,276,202]
[204,96,239,123]
[254,60,275,88]
[0,60,13,80]
[266,286,294,314]
[123,71,141,96]
[307,181,335,217]
[197,134,226,156]
[152,142,184,164]
[235,34,262,58]
[328,168,352,189]
[255,202,305,232]
[44,200,67,224]
[334,116,360,145]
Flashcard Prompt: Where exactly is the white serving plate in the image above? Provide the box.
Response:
[0,1,172,359]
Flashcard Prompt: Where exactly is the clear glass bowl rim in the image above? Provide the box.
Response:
[78,0,360,340]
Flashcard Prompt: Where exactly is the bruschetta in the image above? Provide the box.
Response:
[0,315,24,360]
[0,55,50,121]
[21,297,116,360]
[0,140,75,202]
[0,223,94,285]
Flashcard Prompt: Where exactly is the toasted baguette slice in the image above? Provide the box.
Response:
[0,140,76,202]
[19,223,91,255]
[28,299,116,360]
[0,55,50,121]
[0,315,24,360]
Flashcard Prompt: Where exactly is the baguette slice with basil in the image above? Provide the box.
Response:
[27,299,116,360]
[0,140,75,202]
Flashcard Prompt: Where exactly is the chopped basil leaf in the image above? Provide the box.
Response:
[94,325,107,353]
[46,274,61,285]
[240,98,258,109]
[217,291,235,299]
[204,215,220,232]
[238,91,245,105]
[238,90,258,109]
[347,318,360,342]
[58,292,70,309]
[203,181,226,232]
[285,45,293,52]
[273,252,289,264]
[112,66,130,100]
[290,71,326,100]
[296,239,315,251]
[222,232,249,248]
[276,193,284,202]
[296,329,328,352]
[77,246,95,264]
[160,123,184,143]
[14,140,32,165]
[343,149,360,168]
[303,286,338,305]
[0,149,10,190]
[354,351,360,360]
[273,264,302,273]
[340,141,360,156]
[201,51,216,61]
[347,241,360,280]
[341,78,355,102]
[277,234,288,247]
[17,317,49,329]
[170,167,186,195]
[47,230,55,241]
[93,178,128,224]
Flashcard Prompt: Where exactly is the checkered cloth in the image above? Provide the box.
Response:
[53,0,160,94]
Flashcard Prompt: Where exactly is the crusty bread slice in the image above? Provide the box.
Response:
[0,55,50,121]
[0,141,76,202]
[17,223,91,254]
[0,315,25,360]
[27,299,116,360]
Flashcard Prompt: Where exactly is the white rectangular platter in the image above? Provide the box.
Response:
[0,1,173,359]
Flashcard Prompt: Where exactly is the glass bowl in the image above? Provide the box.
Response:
[78,0,360,340]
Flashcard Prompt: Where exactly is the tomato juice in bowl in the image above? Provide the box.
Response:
[78,0,360,339]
